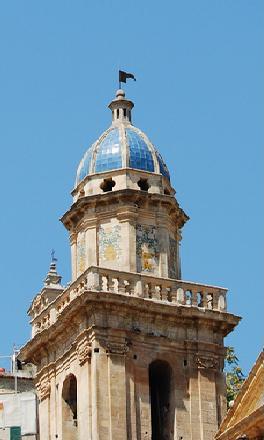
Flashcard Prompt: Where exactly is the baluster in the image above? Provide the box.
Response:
[152,285,160,300]
[218,293,226,311]
[160,285,168,301]
[87,269,101,291]
[177,287,185,304]
[135,279,143,298]
[145,283,151,298]
[108,276,116,293]
[125,280,132,295]
[212,291,219,310]
[83,275,88,290]
[118,278,126,294]
[207,293,213,309]
[170,284,178,303]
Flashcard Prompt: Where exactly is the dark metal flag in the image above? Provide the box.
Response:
[119,70,136,87]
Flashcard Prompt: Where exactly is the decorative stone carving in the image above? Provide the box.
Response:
[106,341,130,356]
[195,355,219,370]
[77,341,92,365]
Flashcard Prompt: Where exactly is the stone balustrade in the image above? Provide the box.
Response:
[32,266,227,336]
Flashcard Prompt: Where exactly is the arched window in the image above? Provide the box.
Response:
[149,360,172,440]
[62,374,78,440]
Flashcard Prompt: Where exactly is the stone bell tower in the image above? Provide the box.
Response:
[21,88,240,440]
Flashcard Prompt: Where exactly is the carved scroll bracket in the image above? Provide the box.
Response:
[195,355,219,371]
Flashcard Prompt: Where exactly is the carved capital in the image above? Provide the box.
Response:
[106,341,130,356]
[77,340,92,365]
[195,355,219,370]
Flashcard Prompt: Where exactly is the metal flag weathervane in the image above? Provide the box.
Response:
[51,248,57,262]
[119,70,136,89]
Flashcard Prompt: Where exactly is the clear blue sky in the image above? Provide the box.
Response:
[0,1,263,374]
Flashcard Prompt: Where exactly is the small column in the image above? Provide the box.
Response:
[86,226,97,267]
[120,221,131,271]
[158,226,169,278]
[49,368,57,440]
[70,232,77,280]
[129,220,137,272]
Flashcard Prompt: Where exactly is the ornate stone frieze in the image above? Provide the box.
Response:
[195,355,219,370]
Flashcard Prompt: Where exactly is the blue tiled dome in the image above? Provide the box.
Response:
[75,126,170,186]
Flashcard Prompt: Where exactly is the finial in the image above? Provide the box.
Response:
[43,250,62,287]
[116,89,125,99]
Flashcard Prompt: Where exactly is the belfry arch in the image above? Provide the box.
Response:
[149,360,174,440]
[62,374,78,440]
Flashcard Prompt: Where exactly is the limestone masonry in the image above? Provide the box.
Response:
[20,88,240,440]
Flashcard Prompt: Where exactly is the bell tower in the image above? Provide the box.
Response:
[21,88,240,440]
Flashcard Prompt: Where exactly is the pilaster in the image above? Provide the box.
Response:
[106,341,129,439]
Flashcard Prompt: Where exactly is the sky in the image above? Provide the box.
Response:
[0,0,263,375]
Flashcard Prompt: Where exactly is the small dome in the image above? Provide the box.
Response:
[75,91,170,187]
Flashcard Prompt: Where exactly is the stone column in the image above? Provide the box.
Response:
[91,343,110,440]
[129,220,137,272]
[49,368,57,440]
[77,339,92,440]
[215,369,227,427]
[86,225,97,267]
[125,359,137,440]
[176,230,182,279]
[189,367,203,440]
[70,232,77,281]
[196,356,219,440]
[38,376,51,440]
[134,362,151,439]
[158,226,169,278]
[174,363,192,440]
[106,343,128,439]
[120,221,131,271]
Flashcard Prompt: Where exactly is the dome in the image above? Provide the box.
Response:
[75,91,170,187]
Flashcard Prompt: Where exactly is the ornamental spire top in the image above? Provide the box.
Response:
[43,250,62,287]
[108,89,134,124]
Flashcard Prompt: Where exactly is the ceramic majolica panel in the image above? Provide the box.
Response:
[99,224,121,265]
[136,225,159,273]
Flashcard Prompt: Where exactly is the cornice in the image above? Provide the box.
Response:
[60,189,188,231]
[20,289,240,366]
